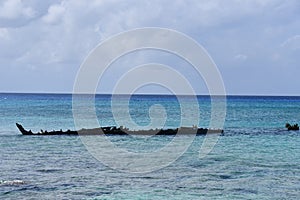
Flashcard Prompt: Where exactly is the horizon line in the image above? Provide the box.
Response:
[0,91,300,97]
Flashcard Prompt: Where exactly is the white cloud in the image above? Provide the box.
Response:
[3,0,299,67]
[42,3,65,24]
[281,35,300,50]
[0,28,9,39]
[234,54,248,61]
[0,0,35,19]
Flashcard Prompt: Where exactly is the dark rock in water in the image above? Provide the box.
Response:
[285,123,299,131]
[16,123,223,136]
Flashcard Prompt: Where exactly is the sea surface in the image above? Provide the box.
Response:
[0,93,300,199]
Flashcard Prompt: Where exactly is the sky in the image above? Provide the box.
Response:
[0,0,300,95]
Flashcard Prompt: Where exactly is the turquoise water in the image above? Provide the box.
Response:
[1,94,300,199]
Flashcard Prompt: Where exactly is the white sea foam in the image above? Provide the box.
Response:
[0,180,26,186]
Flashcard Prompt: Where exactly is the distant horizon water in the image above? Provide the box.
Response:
[1,93,300,131]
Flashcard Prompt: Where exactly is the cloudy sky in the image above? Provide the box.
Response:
[0,0,299,95]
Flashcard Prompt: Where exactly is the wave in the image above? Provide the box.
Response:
[223,128,297,136]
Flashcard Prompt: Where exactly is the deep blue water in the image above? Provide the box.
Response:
[0,93,300,199]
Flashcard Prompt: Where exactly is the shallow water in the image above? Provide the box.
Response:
[1,94,300,199]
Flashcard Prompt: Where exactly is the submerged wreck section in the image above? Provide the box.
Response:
[16,123,223,136]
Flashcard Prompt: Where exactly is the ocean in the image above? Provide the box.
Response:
[0,93,300,199]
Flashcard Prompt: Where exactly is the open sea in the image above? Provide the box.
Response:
[0,93,300,199]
